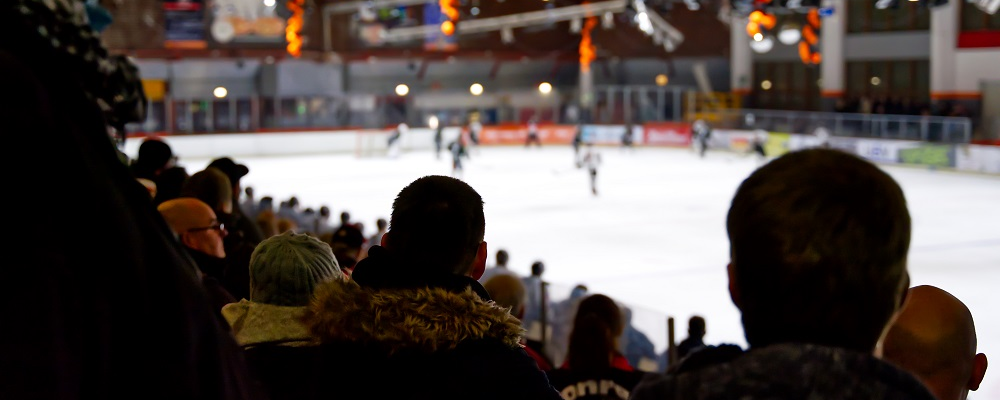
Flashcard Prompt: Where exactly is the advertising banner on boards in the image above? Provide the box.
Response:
[643,122,692,146]
[580,125,643,145]
[955,145,1000,174]
[478,125,576,145]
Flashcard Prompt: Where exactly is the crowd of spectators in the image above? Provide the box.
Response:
[4,3,988,400]
[835,96,972,119]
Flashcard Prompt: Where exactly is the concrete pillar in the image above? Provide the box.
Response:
[820,0,846,111]
[930,0,958,102]
[731,13,753,103]
[579,67,594,123]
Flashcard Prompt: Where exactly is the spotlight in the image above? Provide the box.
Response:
[395,84,409,96]
[213,87,228,98]
[655,74,669,86]
[470,83,484,96]
[538,82,553,95]
[761,80,772,90]
[778,23,801,45]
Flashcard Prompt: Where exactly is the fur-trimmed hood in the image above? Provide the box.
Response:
[221,299,316,348]
[304,277,525,354]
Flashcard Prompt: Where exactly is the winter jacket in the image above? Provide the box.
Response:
[631,343,937,400]
[239,245,563,400]
[221,300,315,348]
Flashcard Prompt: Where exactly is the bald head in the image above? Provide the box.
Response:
[158,197,218,234]
[881,285,988,400]
[158,197,227,258]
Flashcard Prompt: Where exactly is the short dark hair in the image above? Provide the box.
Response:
[726,148,910,352]
[389,175,485,274]
[531,261,545,276]
[496,249,509,266]
[688,315,706,336]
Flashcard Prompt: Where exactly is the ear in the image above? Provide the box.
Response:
[897,273,911,311]
[470,241,488,280]
[179,232,198,249]
[727,262,742,310]
[380,231,391,248]
[968,353,988,391]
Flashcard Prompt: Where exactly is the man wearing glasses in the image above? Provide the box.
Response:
[158,197,236,316]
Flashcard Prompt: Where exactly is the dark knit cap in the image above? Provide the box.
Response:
[250,231,342,306]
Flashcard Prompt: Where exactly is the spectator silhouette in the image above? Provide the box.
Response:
[881,285,989,400]
[483,274,553,371]
[523,260,554,359]
[1,2,257,396]
[158,197,237,314]
[321,223,365,277]
[620,306,658,371]
[479,248,518,283]
[677,315,706,360]
[222,231,343,400]
[546,294,649,400]
[300,175,562,399]
[632,148,935,399]
[181,167,257,302]
[550,284,590,368]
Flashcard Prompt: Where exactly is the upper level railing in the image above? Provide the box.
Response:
[126,89,976,144]
[705,109,973,143]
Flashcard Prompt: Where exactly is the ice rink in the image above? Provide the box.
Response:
[186,144,1000,398]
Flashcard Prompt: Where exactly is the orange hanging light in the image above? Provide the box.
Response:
[440,20,455,35]
[439,0,459,36]
[285,0,305,57]
[798,9,822,65]
[579,16,598,73]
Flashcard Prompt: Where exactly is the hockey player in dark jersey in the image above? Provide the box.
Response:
[693,119,711,158]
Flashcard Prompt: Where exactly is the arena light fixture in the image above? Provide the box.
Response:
[213,86,228,98]
[470,83,484,96]
[538,82,553,94]
[778,22,801,45]
[263,0,276,6]
[655,74,669,86]
[395,84,410,96]
[749,35,774,53]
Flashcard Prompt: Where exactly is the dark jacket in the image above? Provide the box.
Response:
[546,368,650,400]
[631,343,937,400]
[186,247,239,317]
[1,2,257,398]
[242,246,563,400]
[219,210,263,301]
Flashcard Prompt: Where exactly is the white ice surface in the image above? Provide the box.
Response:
[185,145,1000,398]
